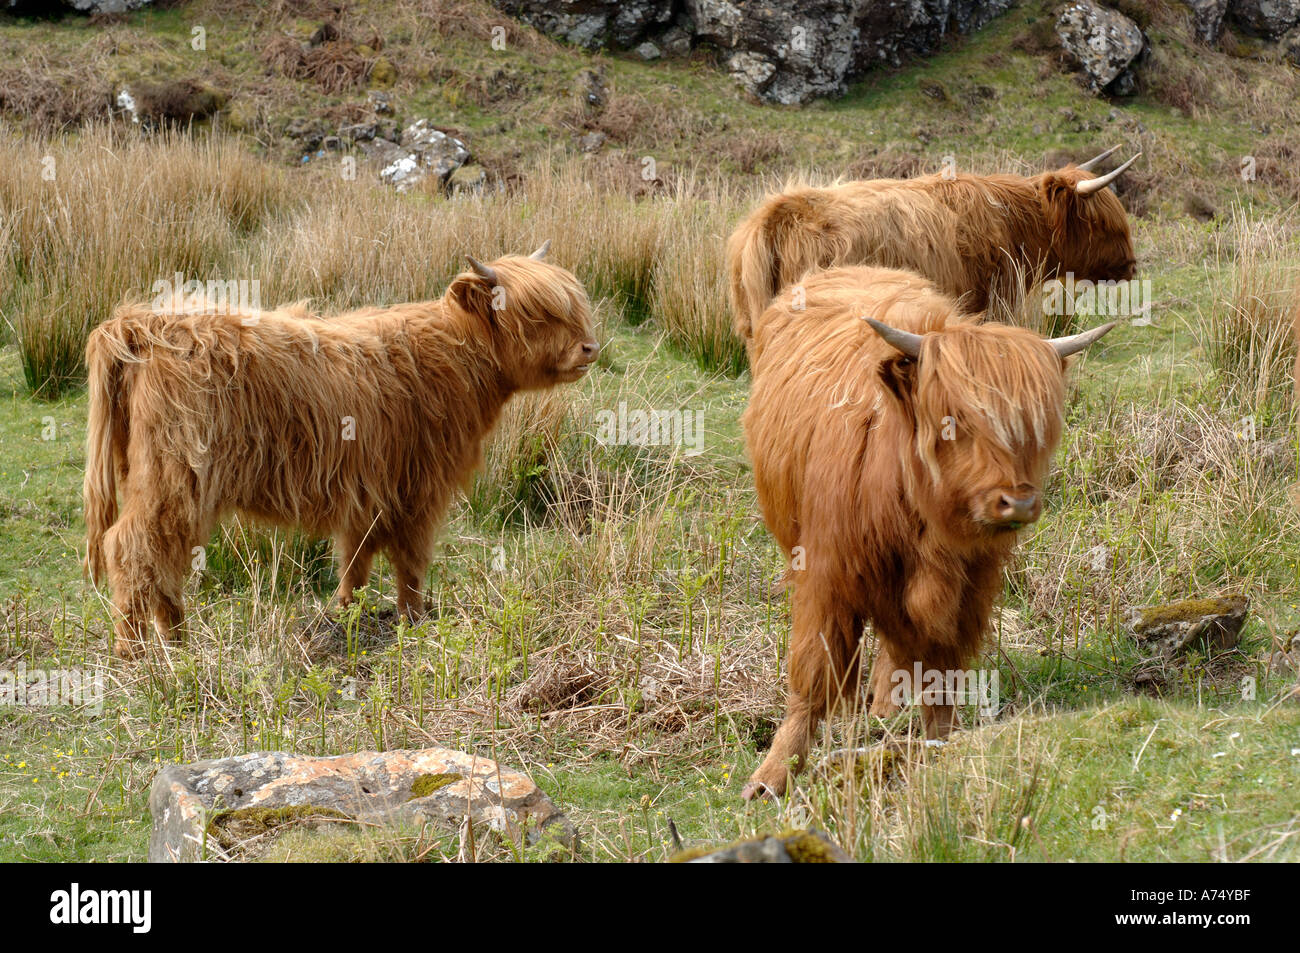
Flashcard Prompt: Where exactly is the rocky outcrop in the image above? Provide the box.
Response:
[493,0,676,49]
[1056,1,1146,94]
[1228,0,1300,38]
[491,0,1015,104]
[148,746,575,862]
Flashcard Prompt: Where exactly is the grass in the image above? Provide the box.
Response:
[1,0,1299,862]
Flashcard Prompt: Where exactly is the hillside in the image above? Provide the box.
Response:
[0,0,1297,863]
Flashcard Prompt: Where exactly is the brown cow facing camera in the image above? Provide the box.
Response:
[726,147,1139,344]
[84,244,598,659]
[741,265,1113,800]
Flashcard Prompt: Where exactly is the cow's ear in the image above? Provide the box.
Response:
[1038,173,1078,238]
[449,274,497,326]
[878,354,917,416]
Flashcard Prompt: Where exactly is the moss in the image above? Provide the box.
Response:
[409,773,463,799]
[780,829,845,863]
[369,56,397,87]
[205,804,352,851]
[1133,595,1247,631]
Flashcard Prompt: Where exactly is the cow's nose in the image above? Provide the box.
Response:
[996,491,1039,525]
[581,340,600,361]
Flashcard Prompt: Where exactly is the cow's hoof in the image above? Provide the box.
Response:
[112,636,143,661]
[741,777,783,802]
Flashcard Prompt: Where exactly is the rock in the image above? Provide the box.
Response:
[374,119,471,191]
[579,67,608,108]
[635,41,662,60]
[1228,0,1300,39]
[1127,595,1249,657]
[66,0,152,11]
[339,120,377,142]
[492,1,1014,104]
[1280,24,1300,63]
[674,828,853,863]
[1186,0,1230,43]
[1056,0,1146,93]
[285,116,329,151]
[148,747,576,862]
[578,130,606,152]
[660,24,693,56]
[448,163,486,192]
[367,90,394,114]
[493,0,676,49]
[356,136,404,165]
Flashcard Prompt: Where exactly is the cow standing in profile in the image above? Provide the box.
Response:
[740,265,1113,799]
[84,244,598,659]
[726,148,1139,344]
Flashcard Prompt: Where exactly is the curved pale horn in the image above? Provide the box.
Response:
[1076,153,1141,195]
[863,316,923,358]
[1076,144,1122,172]
[1049,321,1116,358]
[529,239,551,260]
[466,255,499,284]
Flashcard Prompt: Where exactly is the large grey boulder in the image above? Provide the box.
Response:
[1056,0,1145,93]
[1228,0,1300,38]
[1186,0,1231,43]
[376,119,471,191]
[1127,595,1249,657]
[148,746,576,861]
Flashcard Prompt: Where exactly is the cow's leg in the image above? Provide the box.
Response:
[386,529,431,621]
[898,559,984,741]
[867,641,905,718]
[743,582,860,800]
[334,530,377,608]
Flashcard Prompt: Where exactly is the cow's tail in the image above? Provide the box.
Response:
[83,308,142,583]
[726,189,821,346]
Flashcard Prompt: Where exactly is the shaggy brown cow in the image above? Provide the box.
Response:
[741,265,1112,799]
[84,245,597,659]
[726,148,1138,343]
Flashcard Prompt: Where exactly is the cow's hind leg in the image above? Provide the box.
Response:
[743,582,861,800]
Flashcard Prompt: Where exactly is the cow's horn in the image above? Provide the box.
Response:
[1075,153,1141,195]
[467,255,499,284]
[1049,321,1116,357]
[1076,144,1121,172]
[529,239,551,260]
[863,316,923,358]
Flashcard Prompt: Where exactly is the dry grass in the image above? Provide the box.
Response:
[1198,206,1300,418]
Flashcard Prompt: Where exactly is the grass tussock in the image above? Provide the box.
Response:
[1199,206,1300,419]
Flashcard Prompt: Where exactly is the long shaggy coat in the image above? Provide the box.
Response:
[84,254,597,658]
[741,265,1095,799]
[726,165,1136,343]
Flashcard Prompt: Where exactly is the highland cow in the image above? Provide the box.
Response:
[740,265,1113,799]
[726,148,1139,343]
[84,244,598,659]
